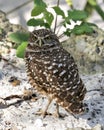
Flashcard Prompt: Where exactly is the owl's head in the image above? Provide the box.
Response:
[28,29,60,48]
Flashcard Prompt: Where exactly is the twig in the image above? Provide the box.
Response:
[87,89,102,93]
[60,38,69,43]
[7,99,24,107]
[56,25,63,35]
[54,0,60,33]
[0,91,38,108]
[58,33,65,39]
[0,55,21,69]
[4,95,21,100]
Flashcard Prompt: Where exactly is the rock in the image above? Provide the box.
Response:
[66,128,89,130]
[62,26,104,74]
[0,10,6,23]
[0,98,7,108]
[92,124,102,130]
[34,119,43,127]
[0,110,4,118]
[0,10,28,55]
[0,69,3,80]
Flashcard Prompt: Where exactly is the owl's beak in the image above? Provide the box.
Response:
[39,39,42,47]
[37,36,48,47]
[36,36,45,47]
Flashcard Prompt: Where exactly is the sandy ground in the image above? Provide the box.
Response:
[0,49,104,130]
[0,0,104,129]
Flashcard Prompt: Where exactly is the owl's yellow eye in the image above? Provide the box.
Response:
[45,37,50,40]
[31,36,37,42]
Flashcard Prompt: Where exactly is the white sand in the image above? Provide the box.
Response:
[0,50,104,130]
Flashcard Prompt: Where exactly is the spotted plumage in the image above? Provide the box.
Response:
[25,29,86,117]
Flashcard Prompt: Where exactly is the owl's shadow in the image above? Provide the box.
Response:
[75,90,104,128]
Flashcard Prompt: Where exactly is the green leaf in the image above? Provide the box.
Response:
[31,6,46,16]
[72,25,84,35]
[34,0,47,8]
[31,0,47,16]
[8,32,29,44]
[83,23,93,33]
[64,29,71,36]
[16,42,28,58]
[87,0,104,20]
[0,28,3,34]
[68,10,88,21]
[27,18,50,28]
[65,17,71,24]
[53,6,65,18]
[44,23,50,28]
[84,2,93,16]
[27,18,45,26]
[86,22,97,27]
[43,10,54,26]
[94,5,104,20]
[88,0,97,6]
[72,23,93,35]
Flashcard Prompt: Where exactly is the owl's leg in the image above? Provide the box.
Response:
[43,96,53,117]
[36,96,53,118]
[53,103,60,117]
[53,103,67,118]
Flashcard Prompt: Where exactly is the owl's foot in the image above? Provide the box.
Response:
[53,111,67,118]
[36,96,53,118]
[36,109,51,118]
[53,104,67,118]
[53,103,60,118]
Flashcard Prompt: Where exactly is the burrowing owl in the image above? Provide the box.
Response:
[25,29,86,117]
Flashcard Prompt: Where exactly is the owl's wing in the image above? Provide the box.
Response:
[27,49,86,114]
[28,48,81,95]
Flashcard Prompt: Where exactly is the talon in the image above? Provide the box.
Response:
[36,109,51,118]
[53,112,66,118]
[53,103,67,118]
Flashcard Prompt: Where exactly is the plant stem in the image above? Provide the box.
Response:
[54,0,60,33]
[94,5,104,20]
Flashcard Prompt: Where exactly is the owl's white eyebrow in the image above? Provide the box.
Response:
[29,40,39,46]
[44,34,55,38]
[26,46,60,53]
[31,32,37,38]
[26,48,40,52]
[44,35,50,38]
[31,32,49,39]
[31,33,54,39]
